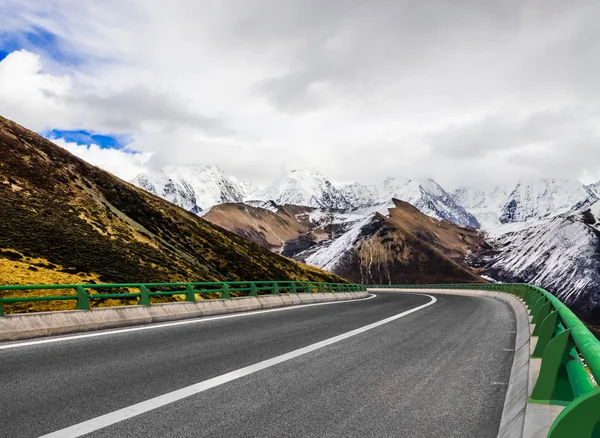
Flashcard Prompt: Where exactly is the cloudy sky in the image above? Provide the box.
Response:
[1,0,599,188]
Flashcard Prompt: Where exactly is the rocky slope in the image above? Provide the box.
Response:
[0,115,345,312]
[203,203,329,253]
[473,202,600,324]
[307,200,488,284]
[205,199,487,285]
[131,164,254,213]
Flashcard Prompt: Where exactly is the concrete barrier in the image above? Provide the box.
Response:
[0,292,370,342]
[369,288,530,438]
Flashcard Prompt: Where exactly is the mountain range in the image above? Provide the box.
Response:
[131,164,600,324]
[0,116,344,313]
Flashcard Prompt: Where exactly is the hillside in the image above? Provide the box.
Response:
[203,203,328,253]
[316,200,488,284]
[0,116,345,297]
[206,199,488,285]
[473,203,600,324]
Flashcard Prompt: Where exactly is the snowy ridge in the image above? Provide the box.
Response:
[588,181,600,197]
[482,202,600,316]
[131,164,254,212]
[336,182,380,208]
[454,179,598,229]
[382,178,480,228]
[247,170,352,210]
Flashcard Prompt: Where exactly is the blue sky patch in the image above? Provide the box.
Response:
[0,26,81,66]
[44,129,132,150]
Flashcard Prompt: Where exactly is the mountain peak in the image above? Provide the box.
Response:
[130,164,254,212]
[248,170,351,210]
[380,178,479,228]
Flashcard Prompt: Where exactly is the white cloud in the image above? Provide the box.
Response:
[1,0,600,188]
[0,50,73,131]
[51,138,152,181]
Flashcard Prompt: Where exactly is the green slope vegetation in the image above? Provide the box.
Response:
[0,115,345,297]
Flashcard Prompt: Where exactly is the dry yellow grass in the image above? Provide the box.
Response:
[0,253,102,313]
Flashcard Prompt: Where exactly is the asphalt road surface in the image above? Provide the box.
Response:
[0,291,515,438]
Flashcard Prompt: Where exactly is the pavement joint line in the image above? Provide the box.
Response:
[0,294,378,350]
[502,348,515,351]
[492,382,509,386]
[38,294,437,438]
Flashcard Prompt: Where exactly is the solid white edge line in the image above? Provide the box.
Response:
[39,293,436,438]
[0,294,377,350]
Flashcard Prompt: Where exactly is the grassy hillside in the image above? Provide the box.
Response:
[0,115,346,298]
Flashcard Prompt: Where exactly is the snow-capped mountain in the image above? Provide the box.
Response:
[477,201,600,323]
[454,179,598,229]
[304,199,486,283]
[336,182,380,208]
[131,164,254,212]
[381,178,480,228]
[247,170,352,210]
[588,181,600,197]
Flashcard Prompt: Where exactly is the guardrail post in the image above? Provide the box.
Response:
[532,301,552,335]
[290,282,297,294]
[548,387,600,438]
[317,283,323,293]
[75,286,90,310]
[0,301,4,316]
[138,285,151,306]
[221,283,231,299]
[305,282,311,293]
[185,284,196,302]
[532,310,560,358]
[272,282,279,295]
[531,296,548,322]
[250,283,258,296]
[530,329,575,404]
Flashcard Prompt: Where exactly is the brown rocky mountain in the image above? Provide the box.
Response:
[0,115,345,303]
[332,200,489,284]
[203,203,328,253]
[205,199,489,285]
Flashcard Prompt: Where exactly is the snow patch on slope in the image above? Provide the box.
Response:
[306,215,373,271]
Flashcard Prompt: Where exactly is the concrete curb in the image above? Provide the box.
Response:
[0,292,370,342]
[370,288,529,438]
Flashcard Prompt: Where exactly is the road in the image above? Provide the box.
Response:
[0,291,515,438]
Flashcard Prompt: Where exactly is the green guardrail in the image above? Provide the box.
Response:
[0,281,367,316]
[368,283,600,438]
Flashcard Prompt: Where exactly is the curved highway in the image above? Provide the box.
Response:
[0,291,515,438]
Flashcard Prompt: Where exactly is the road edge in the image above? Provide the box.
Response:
[370,288,529,438]
[0,292,370,342]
